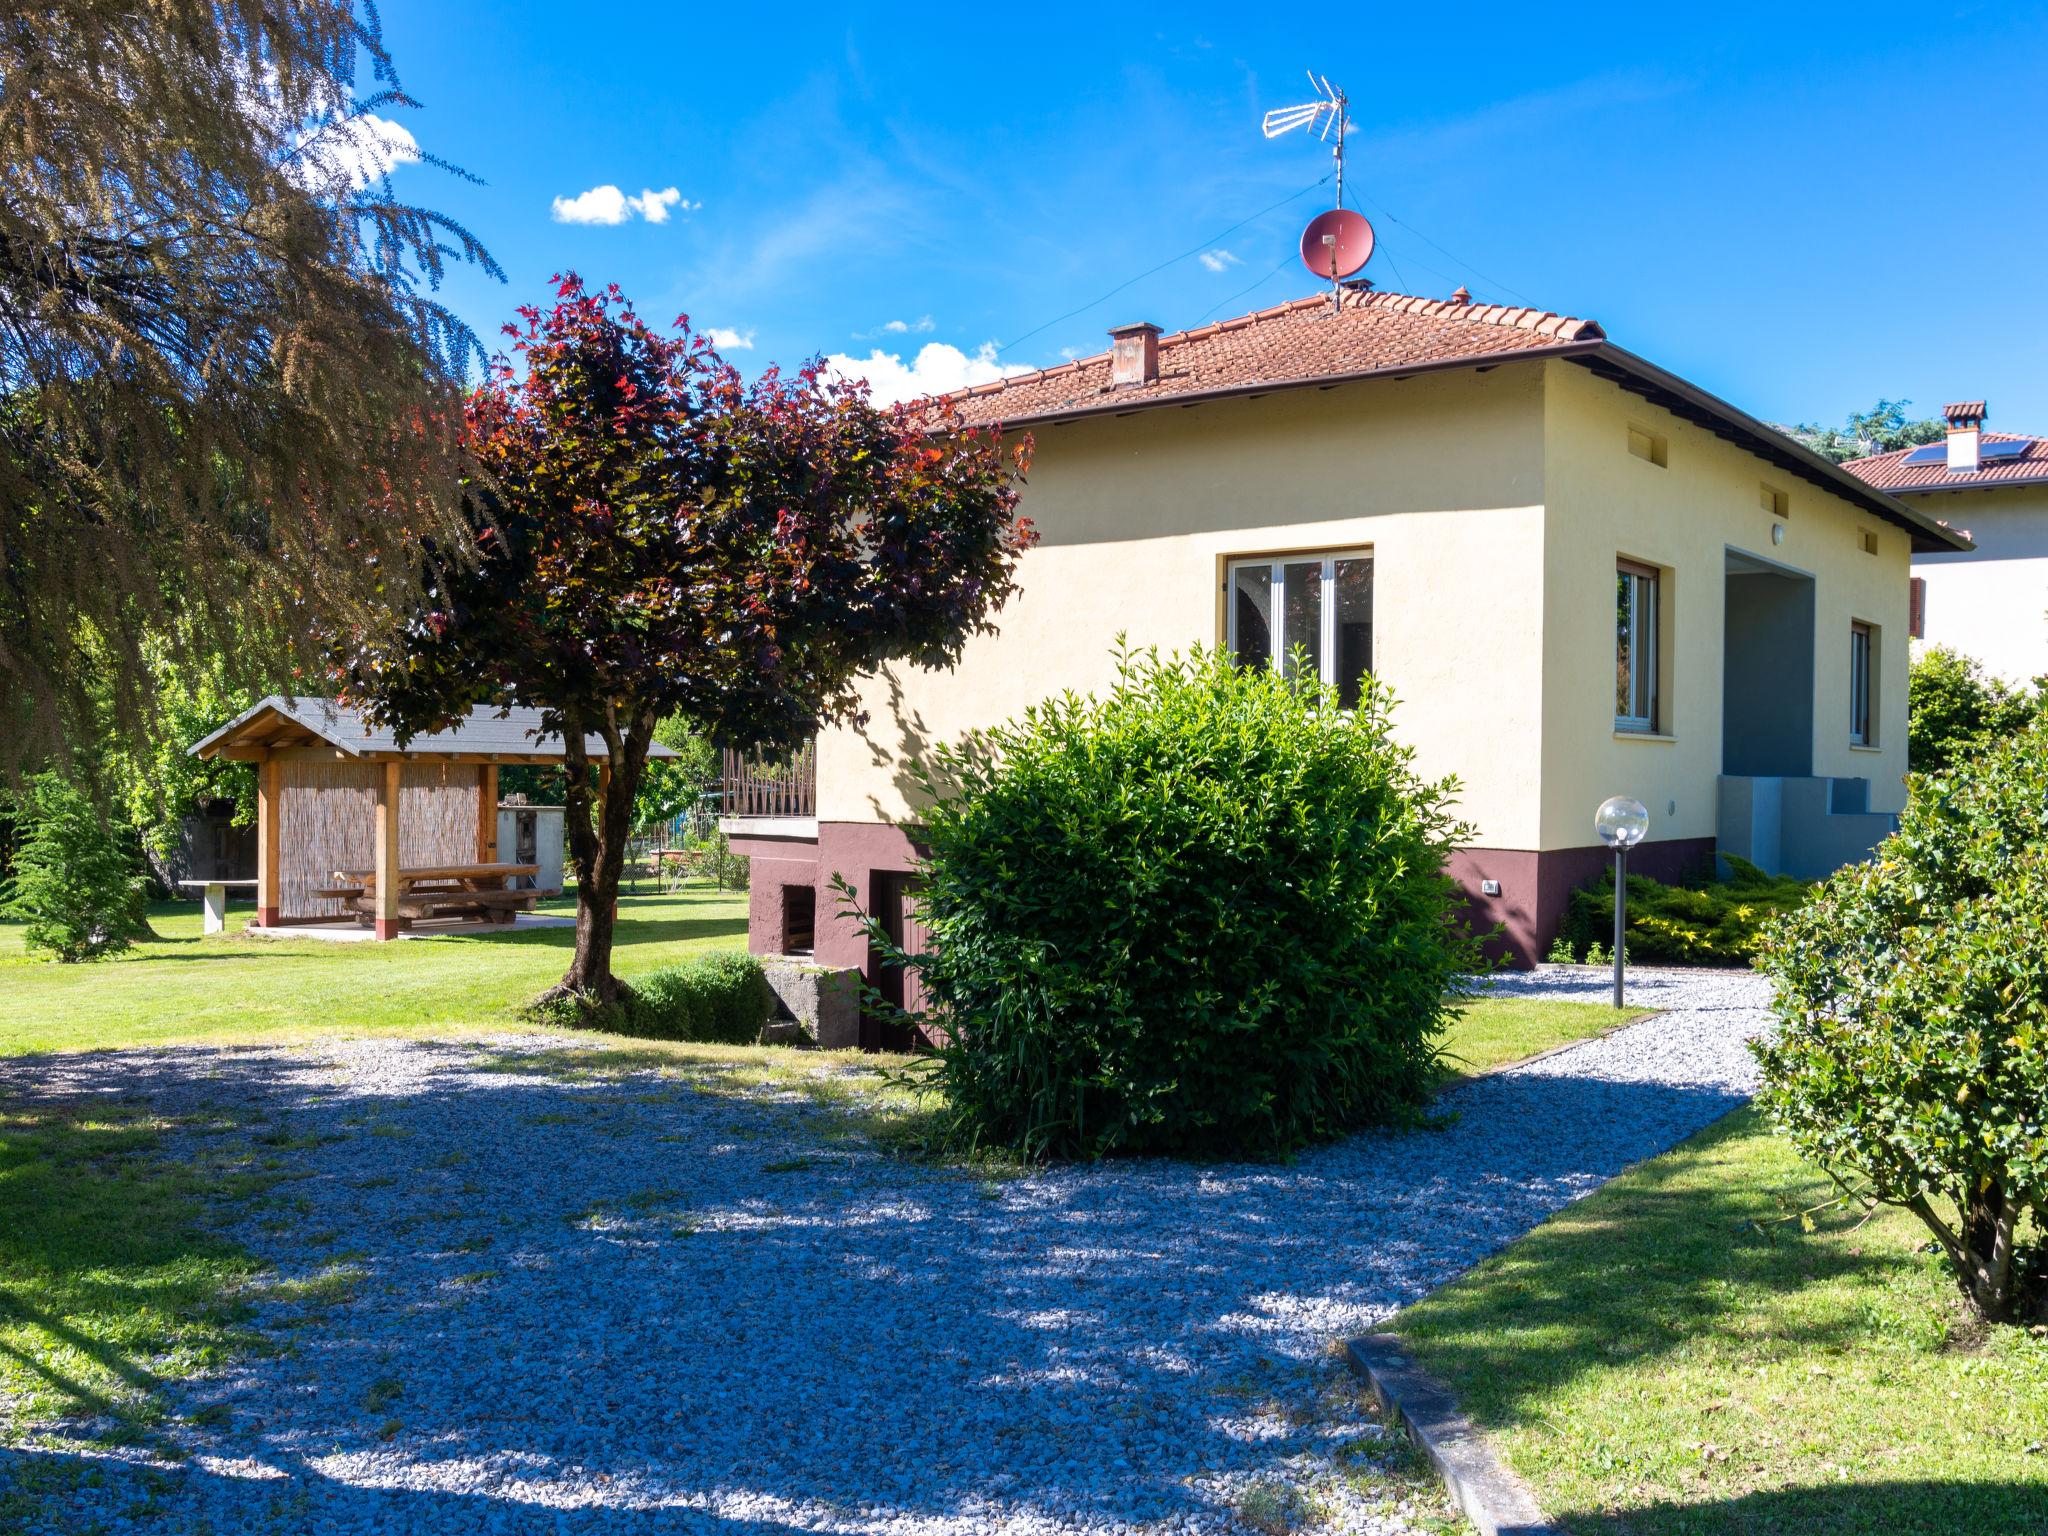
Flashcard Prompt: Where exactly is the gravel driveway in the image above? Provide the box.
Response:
[0,969,1772,1535]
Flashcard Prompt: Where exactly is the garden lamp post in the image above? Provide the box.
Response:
[1594,796,1650,1007]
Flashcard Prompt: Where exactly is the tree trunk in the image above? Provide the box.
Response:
[542,704,656,1014]
[1961,1184,2022,1323]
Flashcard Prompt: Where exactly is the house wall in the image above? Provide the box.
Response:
[1538,359,1912,861]
[772,355,1920,975]
[1908,484,2048,685]
[817,364,1553,849]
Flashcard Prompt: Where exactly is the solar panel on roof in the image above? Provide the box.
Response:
[1901,443,1947,465]
[1978,438,2030,461]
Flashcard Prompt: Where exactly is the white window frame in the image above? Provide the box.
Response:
[1616,559,1660,733]
[1849,620,1874,746]
[1225,550,1372,688]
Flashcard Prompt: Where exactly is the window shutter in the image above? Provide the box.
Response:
[1908,577,1926,640]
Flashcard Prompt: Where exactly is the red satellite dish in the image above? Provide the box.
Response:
[1299,208,1374,281]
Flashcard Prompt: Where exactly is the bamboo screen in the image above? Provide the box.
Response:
[276,762,485,918]
[278,761,377,918]
[401,763,483,868]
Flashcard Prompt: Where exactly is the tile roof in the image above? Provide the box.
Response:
[920,282,1969,553]
[942,287,1606,428]
[1943,401,1987,424]
[191,697,682,761]
[1842,432,2048,495]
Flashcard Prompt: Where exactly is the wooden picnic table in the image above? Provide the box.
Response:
[324,861,542,929]
[333,861,539,895]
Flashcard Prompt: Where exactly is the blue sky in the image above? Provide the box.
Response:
[369,1,2048,429]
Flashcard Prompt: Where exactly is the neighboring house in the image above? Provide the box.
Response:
[723,286,1969,1001]
[1842,403,2048,686]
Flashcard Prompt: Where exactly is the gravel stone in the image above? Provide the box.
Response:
[0,969,1771,1534]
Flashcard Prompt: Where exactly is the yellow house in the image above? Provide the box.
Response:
[1842,402,2048,686]
[724,287,1969,1015]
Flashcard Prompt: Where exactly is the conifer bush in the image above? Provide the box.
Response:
[1558,855,1810,967]
[1755,721,2048,1323]
[866,646,1483,1162]
[4,775,151,962]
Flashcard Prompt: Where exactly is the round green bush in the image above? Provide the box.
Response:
[1755,720,2048,1323]
[5,773,151,963]
[877,645,1483,1162]
[629,952,774,1044]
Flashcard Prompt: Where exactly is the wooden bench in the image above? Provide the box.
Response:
[344,887,541,929]
[327,861,542,929]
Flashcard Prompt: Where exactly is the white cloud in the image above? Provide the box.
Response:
[706,326,755,351]
[551,184,698,226]
[822,342,1034,407]
[298,111,419,189]
[853,315,937,341]
[241,60,419,193]
[1198,248,1242,274]
[631,187,692,223]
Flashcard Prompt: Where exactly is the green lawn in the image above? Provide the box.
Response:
[1394,1106,2048,1535]
[0,1096,288,1455]
[1,894,1633,1074]
[1436,995,1642,1083]
[0,887,753,1054]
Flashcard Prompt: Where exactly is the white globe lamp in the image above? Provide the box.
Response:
[1593,796,1650,1005]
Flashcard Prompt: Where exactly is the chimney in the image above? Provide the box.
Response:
[1944,400,1986,473]
[1108,322,1161,387]
[1451,285,1472,305]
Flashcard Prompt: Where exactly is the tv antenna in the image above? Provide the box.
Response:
[1263,71,1351,206]
[1263,72,1374,306]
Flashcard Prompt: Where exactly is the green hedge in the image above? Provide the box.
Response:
[629,951,775,1043]
[1558,855,1810,967]
[862,644,1484,1163]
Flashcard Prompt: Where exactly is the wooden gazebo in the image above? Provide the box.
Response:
[191,697,674,939]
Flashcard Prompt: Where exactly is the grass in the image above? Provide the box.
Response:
[0,1101,271,1449]
[1435,996,1643,1084]
[0,886,751,1054]
[1393,1106,2048,1535]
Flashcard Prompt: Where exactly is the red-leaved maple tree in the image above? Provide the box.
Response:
[335,275,1033,1009]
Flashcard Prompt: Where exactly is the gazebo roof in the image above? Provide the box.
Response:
[190,696,682,763]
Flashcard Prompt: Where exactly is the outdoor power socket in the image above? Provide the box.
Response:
[1479,880,1502,897]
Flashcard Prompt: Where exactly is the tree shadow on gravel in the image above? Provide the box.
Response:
[0,1445,826,1536]
[0,1042,1757,1533]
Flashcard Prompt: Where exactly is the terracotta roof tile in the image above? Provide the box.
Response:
[1842,432,2048,494]
[942,287,1604,427]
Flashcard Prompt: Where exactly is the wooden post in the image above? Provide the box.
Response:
[478,764,499,863]
[256,756,281,928]
[374,759,403,940]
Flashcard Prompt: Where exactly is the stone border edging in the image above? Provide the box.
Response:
[1345,1335,1563,1536]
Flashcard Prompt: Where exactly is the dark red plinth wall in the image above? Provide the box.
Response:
[728,824,1719,981]
[1449,836,1718,966]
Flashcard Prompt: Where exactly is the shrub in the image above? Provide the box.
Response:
[863,645,1484,1163]
[5,782,151,962]
[1558,854,1810,967]
[1907,644,2041,776]
[3,773,151,962]
[629,951,774,1044]
[1754,721,2048,1323]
